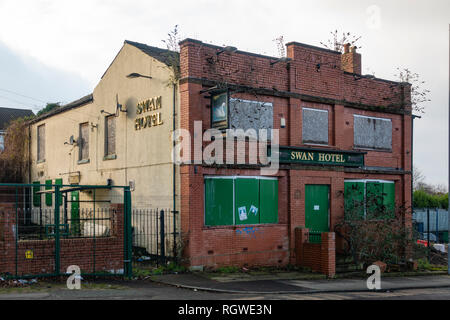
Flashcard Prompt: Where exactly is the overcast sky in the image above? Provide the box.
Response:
[0,0,448,186]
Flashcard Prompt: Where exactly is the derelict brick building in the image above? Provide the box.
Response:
[178,39,412,271]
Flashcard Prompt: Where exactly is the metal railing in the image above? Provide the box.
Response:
[132,208,180,264]
[308,231,322,244]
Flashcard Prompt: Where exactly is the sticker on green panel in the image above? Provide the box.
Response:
[235,178,260,225]
[238,206,248,221]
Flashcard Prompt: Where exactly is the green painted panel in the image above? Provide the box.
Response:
[70,191,80,236]
[235,178,260,225]
[32,181,41,207]
[382,182,395,217]
[55,178,63,205]
[45,179,52,207]
[366,182,383,218]
[259,179,278,224]
[344,181,365,219]
[305,185,329,233]
[205,178,234,226]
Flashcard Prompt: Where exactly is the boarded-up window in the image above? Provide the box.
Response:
[229,99,273,139]
[105,116,116,156]
[302,108,328,145]
[204,177,278,227]
[79,122,89,160]
[354,115,392,150]
[37,124,45,161]
[344,180,395,220]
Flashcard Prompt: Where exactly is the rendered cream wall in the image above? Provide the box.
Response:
[29,43,180,209]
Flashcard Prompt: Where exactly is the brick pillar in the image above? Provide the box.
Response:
[295,227,308,266]
[0,204,16,274]
[320,232,336,277]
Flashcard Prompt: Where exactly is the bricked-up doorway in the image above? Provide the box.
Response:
[0,183,132,279]
[305,185,330,243]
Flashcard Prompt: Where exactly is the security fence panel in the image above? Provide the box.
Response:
[0,184,132,279]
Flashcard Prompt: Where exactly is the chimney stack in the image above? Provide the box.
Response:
[341,43,361,74]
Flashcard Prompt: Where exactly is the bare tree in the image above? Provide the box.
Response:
[320,30,362,53]
[413,165,425,191]
[394,67,430,114]
[273,36,286,57]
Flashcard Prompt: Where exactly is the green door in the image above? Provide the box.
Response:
[305,185,329,242]
[70,191,80,236]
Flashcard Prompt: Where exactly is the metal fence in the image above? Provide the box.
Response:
[308,231,322,244]
[413,208,449,243]
[132,208,180,264]
[0,183,132,279]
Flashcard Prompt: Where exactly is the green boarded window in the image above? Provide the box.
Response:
[344,181,365,219]
[33,181,41,207]
[55,178,63,205]
[260,179,278,224]
[45,179,52,206]
[235,178,260,225]
[344,180,395,220]
[204,177,278,226]
[205,178,234,226]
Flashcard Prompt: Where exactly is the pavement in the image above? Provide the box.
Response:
[150,272,450,294]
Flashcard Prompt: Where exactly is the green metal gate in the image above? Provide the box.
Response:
[0,183,132,279]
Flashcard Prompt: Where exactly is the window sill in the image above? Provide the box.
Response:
[303,142,331,148]
[37,159,45,164]
[203,223,284,230]
[103,154,117,161]
[77,159,90,165]
[353,147,393,153]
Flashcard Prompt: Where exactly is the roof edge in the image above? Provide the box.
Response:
[28,94,93,124]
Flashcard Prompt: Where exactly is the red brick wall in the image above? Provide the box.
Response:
[295,227,335,277]
[0,203,124,276]
[179,38,412,269]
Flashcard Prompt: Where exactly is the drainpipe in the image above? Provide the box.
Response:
[172,82,177,257]
[411,114,421,220]
[28,123,31,183]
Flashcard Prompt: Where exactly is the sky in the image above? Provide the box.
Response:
[0,0,448,186]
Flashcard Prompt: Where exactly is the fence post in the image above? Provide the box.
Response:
[54,184,61,276]
[173,210,177,260]
[427,208,430,262]
[124,187,132,278]
[160,209,165,265]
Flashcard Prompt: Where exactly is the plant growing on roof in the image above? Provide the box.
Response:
[161,25,181,86]
[394,67,430,114]
[320,30,362,53]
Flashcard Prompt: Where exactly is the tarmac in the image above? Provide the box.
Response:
[150,272,450,294]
